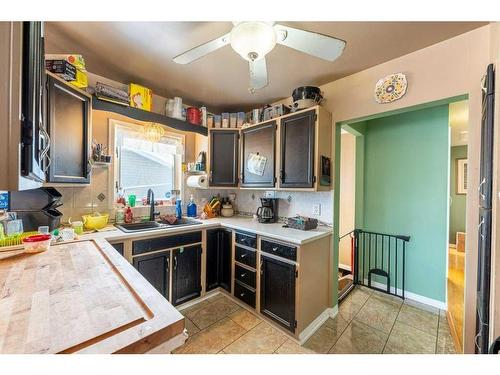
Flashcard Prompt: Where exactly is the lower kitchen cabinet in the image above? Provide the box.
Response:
[133,250,170,300]
[260,254,296,333]
[110,242,124,256]
[172,244,202,306]
[206,229,232,292]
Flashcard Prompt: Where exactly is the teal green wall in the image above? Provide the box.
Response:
[354,105,449,302]
[449,145,468,244]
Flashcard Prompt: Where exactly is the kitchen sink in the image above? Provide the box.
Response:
[115,218,202,233]
[159,218,202,227]
[115,221,163,233]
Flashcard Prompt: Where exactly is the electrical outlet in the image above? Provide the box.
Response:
[312,204,321,216]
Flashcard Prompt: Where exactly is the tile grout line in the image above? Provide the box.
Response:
[435,310,441,354]
[327,288,373,353]
[380,300,404,354]
[219,321,266,353]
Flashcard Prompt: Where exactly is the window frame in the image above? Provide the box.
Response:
[108,119,185,207]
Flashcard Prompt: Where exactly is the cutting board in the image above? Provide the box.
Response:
[0,240,149,353]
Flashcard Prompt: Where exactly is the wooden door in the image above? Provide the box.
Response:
[241,121,276,188]
[280,110,315,188]
[209,130,239,187]
[260,255,296,332]
[46,75,91,183]
[172,244,202,306]
[132,250,170,300]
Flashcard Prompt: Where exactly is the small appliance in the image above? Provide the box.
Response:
[256,198,279,223]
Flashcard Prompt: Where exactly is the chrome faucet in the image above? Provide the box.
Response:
[147,189,159,221]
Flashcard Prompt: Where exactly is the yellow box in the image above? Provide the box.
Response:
[129,83,152,111]
[69,69,88,89]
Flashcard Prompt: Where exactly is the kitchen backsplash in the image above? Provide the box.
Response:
[57,172,333,225]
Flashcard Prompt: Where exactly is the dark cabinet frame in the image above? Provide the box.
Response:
[46,75,91,183]
[279,110,316,188]
[206,229,232,293]
[209,130,239,187]
[240,121,277,188]
[260,254,296,333]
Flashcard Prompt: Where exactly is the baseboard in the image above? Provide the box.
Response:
[175,289,222,311]
[297,305,338,345]
[339,263,352,272]
[365,279,446,310]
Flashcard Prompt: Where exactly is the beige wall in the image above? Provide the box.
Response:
[339,132,356,269]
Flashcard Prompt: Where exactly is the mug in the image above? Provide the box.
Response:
[71,221,84,235]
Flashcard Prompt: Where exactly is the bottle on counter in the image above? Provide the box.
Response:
[176,199,182,220]
[124,206,133,224]
[115,205,125,224]
[187,194,197,217]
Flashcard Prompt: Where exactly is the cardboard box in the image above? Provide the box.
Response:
[45,60,76,81]
[70,69,88,89]
[129,83,152,111]
[45,54,86,71]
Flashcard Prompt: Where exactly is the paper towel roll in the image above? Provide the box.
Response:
[186,174,208,189]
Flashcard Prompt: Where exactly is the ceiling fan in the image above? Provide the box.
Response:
[173,22,346,93]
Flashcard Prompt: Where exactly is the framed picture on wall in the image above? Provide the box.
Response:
[456,158,468,195]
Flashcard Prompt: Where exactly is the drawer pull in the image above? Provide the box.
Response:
[240,273,246,278]
[272,247,278,252]
[240,293,245,297]
[240,253,247,258]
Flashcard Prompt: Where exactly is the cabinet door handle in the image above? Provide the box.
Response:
[174,256,178,270]
[478,178,486,201]
[166,257,170,270]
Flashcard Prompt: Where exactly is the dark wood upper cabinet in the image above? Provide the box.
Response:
[241,121,276,188]
[133,250,170,300]
[279,110,316,188]
[209,130,239,187]
[172,244,202,306]
[206,229,232,293]
[46,74,91,184]
[260,255,296,333]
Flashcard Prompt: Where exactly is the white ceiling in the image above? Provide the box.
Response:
[45,22,486,112]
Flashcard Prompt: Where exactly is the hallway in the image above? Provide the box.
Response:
[448,246,465,352]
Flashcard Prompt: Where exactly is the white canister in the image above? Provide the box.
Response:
[166,99,174,117]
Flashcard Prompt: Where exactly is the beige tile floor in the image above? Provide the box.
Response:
[173,287,456,354]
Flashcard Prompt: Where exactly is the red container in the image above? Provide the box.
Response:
[186,107,201,125]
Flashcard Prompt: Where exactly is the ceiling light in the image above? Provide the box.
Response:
[230,22,276,61]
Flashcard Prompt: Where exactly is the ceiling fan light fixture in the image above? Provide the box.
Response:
[230,21,276,61]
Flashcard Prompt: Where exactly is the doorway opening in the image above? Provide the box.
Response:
[447,99,469,353]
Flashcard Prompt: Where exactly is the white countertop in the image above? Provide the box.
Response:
[80,216,332,245]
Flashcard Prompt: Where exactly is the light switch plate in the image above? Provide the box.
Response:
[312,204,321,216]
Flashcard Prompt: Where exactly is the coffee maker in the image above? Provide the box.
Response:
[256,198,279,223]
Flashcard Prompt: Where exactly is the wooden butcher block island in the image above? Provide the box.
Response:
[0,240,185,354]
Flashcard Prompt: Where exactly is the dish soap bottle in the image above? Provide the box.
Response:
[176,199,182,220]
[187,194,197,217]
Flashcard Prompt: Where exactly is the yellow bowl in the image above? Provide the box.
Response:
[82,214,109,230]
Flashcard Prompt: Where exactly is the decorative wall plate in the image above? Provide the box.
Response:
[374,73,408,103]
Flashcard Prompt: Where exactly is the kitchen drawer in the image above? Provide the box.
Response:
[261,239,297,262]
[132,231,202,255]
[235,245,256,268]
[235,263,256,289]
[235,231,257,249]
[234,280,256,308]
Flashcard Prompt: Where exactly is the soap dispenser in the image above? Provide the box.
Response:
[187,194,197,217]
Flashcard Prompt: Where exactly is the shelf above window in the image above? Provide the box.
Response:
[92,96,208,136]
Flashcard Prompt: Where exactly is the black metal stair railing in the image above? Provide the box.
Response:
[340,229,410,299]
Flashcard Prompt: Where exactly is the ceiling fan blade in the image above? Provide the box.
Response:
[274,24,346,62]
[173,33,230,64]
[249,58,268,92]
